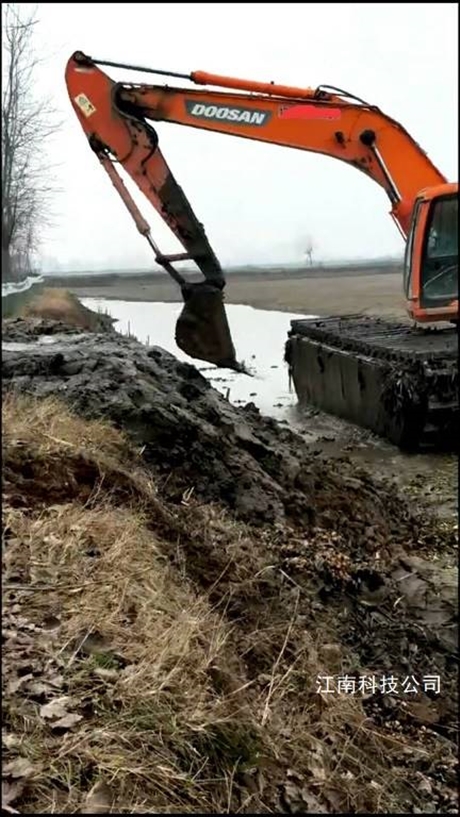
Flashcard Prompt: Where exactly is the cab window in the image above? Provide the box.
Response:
[426,196,458,258]
[420,194,458,304]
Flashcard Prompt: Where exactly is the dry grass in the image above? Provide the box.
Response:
[4,503,253,813]
[3,393,125,458]
[3,397,261,813]
[2,395,456,814]
[18,288,113,331]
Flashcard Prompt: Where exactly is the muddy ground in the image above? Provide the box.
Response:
[31,271,459,523]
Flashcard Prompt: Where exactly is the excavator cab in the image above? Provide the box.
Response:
[404,183,458,322]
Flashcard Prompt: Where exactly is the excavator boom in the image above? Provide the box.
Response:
[66,53,447,240]
[117,79,448,239]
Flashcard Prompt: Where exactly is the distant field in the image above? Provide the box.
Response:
[45,260,402,287]
[46,261,407,319]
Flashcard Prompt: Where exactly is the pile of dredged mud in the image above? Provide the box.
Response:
[0,317,448,535]
[2,313,458,814]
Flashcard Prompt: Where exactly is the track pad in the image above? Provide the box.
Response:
[175,282,243,371]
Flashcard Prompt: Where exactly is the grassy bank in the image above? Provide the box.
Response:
[2,394,457,814]
[14,288,115,331]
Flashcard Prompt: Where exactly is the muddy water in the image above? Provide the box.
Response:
[81,299,314,420]
[82,298,458,519]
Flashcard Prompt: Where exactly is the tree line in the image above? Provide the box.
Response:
[2,3,59,283]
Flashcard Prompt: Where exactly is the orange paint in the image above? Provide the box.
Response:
[65,53,458,323]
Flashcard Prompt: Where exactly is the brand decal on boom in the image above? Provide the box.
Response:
[185,101,271,127]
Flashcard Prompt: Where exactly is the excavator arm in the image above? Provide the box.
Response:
[65,52,453,366]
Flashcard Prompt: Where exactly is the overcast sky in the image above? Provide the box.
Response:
[21,3,460,268]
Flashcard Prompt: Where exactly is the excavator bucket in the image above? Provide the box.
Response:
[175,282,243,371]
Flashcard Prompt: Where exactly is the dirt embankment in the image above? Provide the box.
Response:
[17,288,116,332]
[1,300,458,814]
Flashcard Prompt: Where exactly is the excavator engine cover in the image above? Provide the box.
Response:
[175,282,241,370]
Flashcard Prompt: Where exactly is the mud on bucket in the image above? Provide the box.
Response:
[175,282,243,370]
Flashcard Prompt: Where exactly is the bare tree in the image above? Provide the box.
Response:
[304,236,315,267]
[2,3,59,282]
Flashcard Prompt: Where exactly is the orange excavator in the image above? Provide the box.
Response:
[65,52,458,448]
